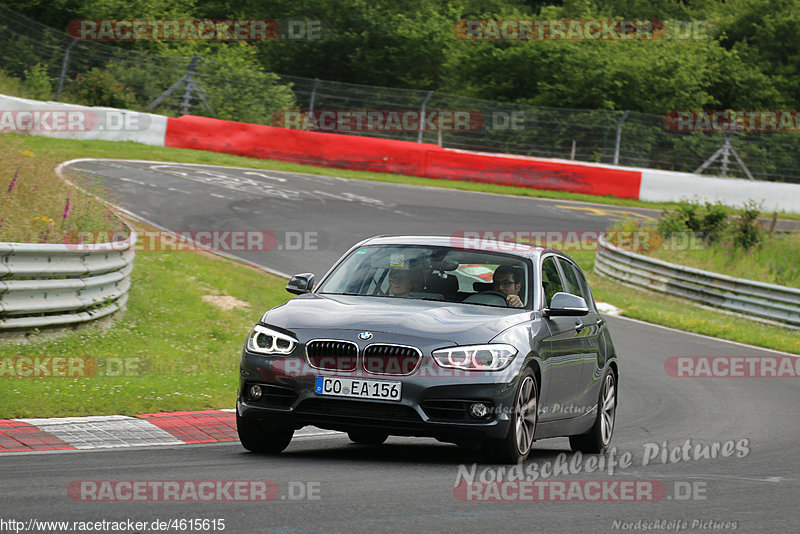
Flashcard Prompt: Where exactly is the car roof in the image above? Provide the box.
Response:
[356,235,564,259]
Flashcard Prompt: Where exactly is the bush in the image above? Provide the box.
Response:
[699,202,729,244]
[730,200,763,250]
[22,63,52,100]
[65,65,137,109]
[657,200,730,244]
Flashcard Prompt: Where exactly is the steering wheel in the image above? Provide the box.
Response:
[463,290,509,306]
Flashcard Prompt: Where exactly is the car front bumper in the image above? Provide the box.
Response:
[238,349,521,442]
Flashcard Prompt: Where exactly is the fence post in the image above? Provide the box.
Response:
[695,133,754,179]
[418,91,433,143]
[308,78,319,114]
[613,110,630,165]
[148,54,214,116]
[55,39,78,101]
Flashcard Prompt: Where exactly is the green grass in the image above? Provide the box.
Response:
[568,250,799,355]
[647,232,800,288]
[0,223,292,418]
[0,137,119,243]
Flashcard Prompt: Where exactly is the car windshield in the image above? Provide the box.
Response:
[317,244,532,308]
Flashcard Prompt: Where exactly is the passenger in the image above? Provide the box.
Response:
[493,264,523,308]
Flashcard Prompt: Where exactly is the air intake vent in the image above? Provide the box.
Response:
[363,344,421,375]
[306,340,358,371]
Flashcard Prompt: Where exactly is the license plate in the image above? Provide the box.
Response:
[315,376,402,401]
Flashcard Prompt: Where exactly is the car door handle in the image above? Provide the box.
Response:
[596,318,605,327]
[574,321,584,332]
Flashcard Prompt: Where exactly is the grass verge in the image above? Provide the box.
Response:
[0,137,122,243]
[569,250,799,356]
[0,221,292,419]
[647,233,800,288]
[6,132,800,219]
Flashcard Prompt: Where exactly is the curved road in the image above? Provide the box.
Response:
[1,160,796,533]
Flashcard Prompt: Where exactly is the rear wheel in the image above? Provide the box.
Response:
[483,368,538,463]
[347,429,388,445]
[569,370,616,453]
[236,411,294,454]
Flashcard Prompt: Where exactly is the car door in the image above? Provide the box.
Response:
[555,257,605,414]
[538,255,586,421]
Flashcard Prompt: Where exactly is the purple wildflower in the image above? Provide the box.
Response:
[63,197,71,219]
[7,167,19,193]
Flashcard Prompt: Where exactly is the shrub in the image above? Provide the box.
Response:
[65,65,137,108]
[730,200,763,250]
[22,63,52,100]
[657,200,730,244]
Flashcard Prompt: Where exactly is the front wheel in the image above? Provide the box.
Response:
[236,411,294,454]
[569,370,616,453]
[483,368,538,463]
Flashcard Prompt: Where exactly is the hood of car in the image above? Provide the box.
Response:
[261,293,533,345]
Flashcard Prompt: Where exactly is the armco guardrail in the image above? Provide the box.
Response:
[0,231,136,330]
[594,235,800,329]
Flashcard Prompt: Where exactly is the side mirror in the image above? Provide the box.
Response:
[286,273,315,295]
[546,292,589,316]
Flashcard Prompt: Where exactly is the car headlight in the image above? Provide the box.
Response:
[246,325,298,355]
[432,344,517,371]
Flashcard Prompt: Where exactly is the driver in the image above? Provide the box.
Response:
[388,268,423,297]
[492,264,523,308]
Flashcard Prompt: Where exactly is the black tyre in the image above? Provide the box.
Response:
[483,368,538,463]
[236,411,294,454]
[569,370,617,453]
[347,429,388,445]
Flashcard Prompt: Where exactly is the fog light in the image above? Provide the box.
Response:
[249,384,263,400]
[470,402,489,419]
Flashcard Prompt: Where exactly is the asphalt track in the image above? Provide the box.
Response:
[0,159,797,533]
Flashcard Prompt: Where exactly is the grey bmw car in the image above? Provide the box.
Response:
[237,235,618,463]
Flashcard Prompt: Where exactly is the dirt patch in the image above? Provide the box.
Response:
[202,295,250,311]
